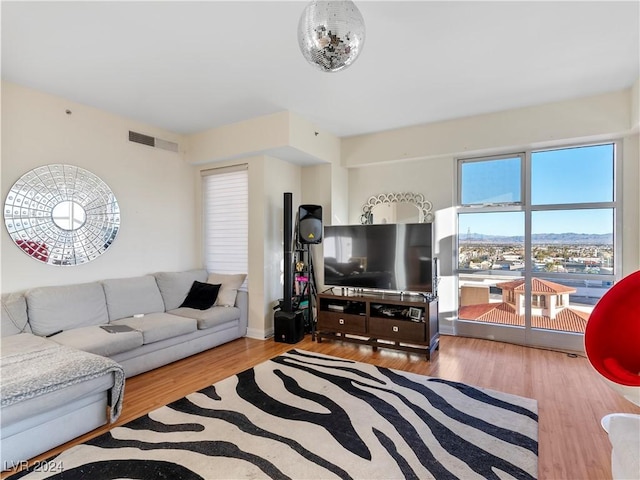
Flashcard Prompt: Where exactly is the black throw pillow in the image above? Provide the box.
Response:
[180,281,221,310]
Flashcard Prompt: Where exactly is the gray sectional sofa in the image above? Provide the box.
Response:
[0,269,248,468]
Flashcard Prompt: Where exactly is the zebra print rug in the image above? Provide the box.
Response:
[16,349,538,479]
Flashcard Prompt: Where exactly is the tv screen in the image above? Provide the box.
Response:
[323,223,434,293]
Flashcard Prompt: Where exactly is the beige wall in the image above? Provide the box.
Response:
[342,90,632,167]
[622,133,640,272]
[289,112,341,166]
[261,156,302,338]
[1,82,196,293]
[186,110,340,166]
[300,163,335,289]
[187,112,290,164]
[631,79,639,131]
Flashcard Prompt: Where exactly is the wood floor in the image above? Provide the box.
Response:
[5,334,639,479]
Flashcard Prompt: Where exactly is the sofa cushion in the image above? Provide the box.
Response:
[0,367,114,430]
[50,325,143,357]
[1,293,31,337]
[154,270,208,311]
[112,313,197,345]
[169,306,241,330]
[180,281,221,310]
[0,332,55,356]
[26,282,109,337]
[102,275,165,321]
[207,273,246,307]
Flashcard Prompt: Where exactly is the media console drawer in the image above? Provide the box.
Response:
[368,317,426,343]
[318,311,367,334]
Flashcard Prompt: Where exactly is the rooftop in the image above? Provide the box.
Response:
[458,302,591,333]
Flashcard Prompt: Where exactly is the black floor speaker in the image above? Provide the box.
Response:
[274,310,305,344]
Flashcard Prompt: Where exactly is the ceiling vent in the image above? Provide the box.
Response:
[128,131,179,152]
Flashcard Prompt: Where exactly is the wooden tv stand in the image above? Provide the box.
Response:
[316,290,439,360]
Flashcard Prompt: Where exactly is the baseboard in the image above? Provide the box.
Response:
[439,323,455,335]
[245,327,273,340]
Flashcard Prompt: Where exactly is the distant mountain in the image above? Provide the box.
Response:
[462,233,613,244]
[531,233,613,244]
[462,233,524,243]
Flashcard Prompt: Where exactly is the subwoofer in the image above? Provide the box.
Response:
[298,204,322,244]
[274,310,305,344]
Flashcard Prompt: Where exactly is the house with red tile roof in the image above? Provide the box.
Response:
[459,278,591,333]
[495,278,575,319]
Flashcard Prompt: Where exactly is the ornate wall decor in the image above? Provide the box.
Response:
[361,192,433,224]
[4,164,120,266]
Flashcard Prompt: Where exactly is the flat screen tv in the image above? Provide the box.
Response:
[323,223,434,294]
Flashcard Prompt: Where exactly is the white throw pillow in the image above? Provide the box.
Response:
[207,273,246,307]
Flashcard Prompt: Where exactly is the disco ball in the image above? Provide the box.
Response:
[297,0,365,73]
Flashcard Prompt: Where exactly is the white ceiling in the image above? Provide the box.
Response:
[2,1,639,139]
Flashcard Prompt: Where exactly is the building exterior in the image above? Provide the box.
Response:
[458,278,591,333]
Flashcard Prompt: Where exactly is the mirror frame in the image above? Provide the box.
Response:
[4,164,120,266]
[361,192,433,224]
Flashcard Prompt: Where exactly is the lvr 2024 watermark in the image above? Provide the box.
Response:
[3,460,63,473]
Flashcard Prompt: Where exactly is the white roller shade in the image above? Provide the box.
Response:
[201,165,248,288]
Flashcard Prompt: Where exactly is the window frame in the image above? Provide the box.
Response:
[454,140,622,348]
[457,152,526,207]
[456,141,621,281]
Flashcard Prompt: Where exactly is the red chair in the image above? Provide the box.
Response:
[585,270,640,408]
[585,271,640,479]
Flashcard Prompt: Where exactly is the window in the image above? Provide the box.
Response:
[201,165,248,285]
[532,295,545,308]
[459,155,522,205]
[457,143,618,337]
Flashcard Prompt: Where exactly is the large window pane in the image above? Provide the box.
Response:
[531,144,614,205]
[457,143,617,344]
[459,212,525,270]
[458,212,524,327]
[531,209,614,275]
[530,209,614,333]
[460,156,522,205]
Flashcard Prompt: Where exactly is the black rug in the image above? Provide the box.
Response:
[16,349,538,479]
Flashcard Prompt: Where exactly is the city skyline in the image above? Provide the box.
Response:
[459,209,614,238]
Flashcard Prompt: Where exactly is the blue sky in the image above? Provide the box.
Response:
[531,145,614,205]
[459,144,615,236]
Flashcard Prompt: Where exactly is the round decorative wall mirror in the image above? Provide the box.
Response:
[4,164,120,266]
[361,192,433,224]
